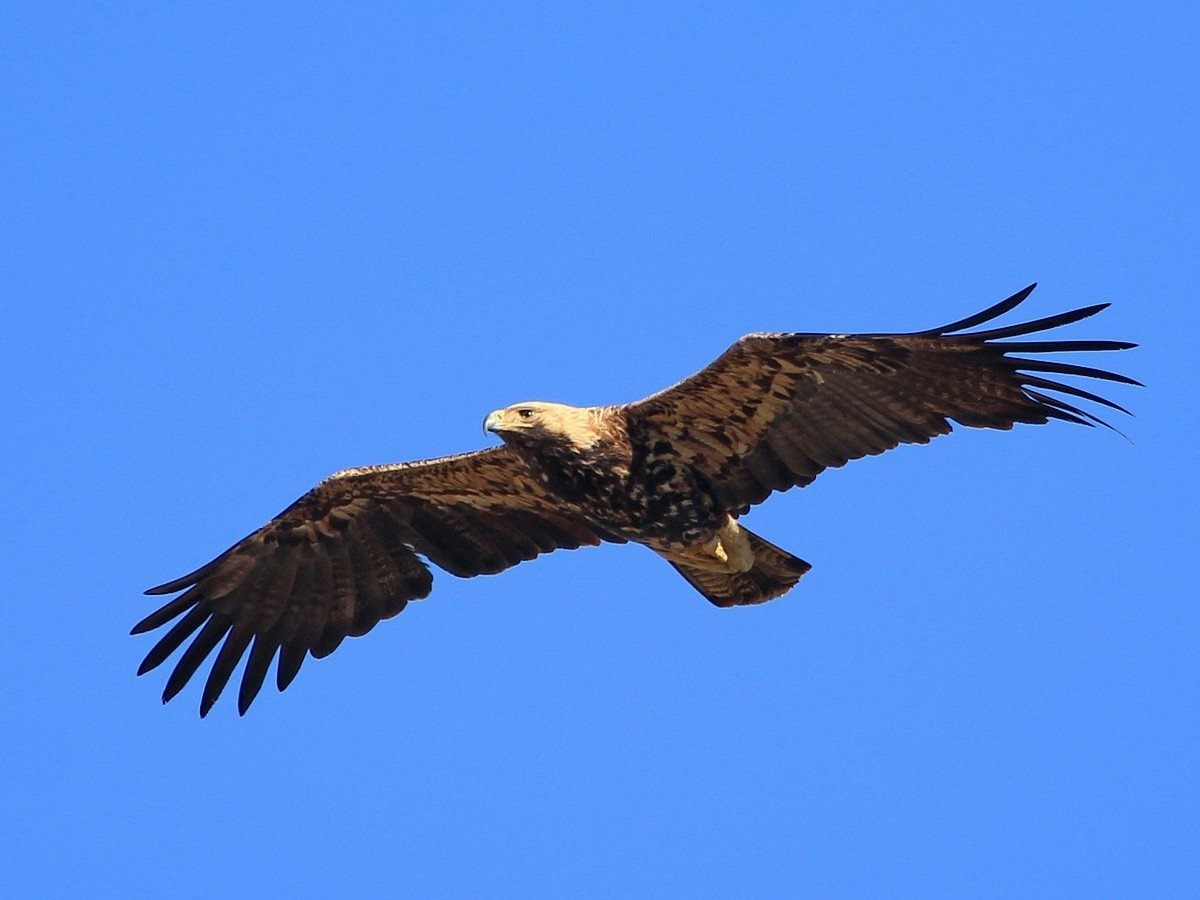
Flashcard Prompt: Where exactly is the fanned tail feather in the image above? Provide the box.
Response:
[666,528,811,608]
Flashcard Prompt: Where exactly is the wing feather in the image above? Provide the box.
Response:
[919,283,1038,333]
[238,634,280,715]
[162,615,233,704]
[626,284,1137,511]
[137,605,209,677]
[313,539,356,658]
[201,624,256,718]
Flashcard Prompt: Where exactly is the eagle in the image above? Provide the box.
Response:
[134,284,1137,716]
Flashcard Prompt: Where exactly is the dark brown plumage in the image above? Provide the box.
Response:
[135,284,1138,715]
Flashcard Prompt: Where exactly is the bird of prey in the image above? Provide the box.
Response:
[134,284,1137,716]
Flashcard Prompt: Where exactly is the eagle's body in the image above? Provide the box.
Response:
[134,285,1138,716]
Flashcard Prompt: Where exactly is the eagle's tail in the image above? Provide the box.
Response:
[666,528,811,607]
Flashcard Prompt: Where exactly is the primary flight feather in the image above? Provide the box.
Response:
[135,284,1138,715]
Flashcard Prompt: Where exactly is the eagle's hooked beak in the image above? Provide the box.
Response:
[483,410,504,435]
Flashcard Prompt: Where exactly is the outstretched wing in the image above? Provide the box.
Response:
[135,447,623,716]
[626,284,1139,512]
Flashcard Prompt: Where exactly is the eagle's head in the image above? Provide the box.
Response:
[484,401,603,450]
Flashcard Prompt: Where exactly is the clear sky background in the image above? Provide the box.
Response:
[2,3,1196,895]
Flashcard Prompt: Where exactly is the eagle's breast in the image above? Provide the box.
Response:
[511,424,723,546]
[624,435,724,544]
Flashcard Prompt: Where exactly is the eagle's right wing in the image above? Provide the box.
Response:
[135,447,624,716]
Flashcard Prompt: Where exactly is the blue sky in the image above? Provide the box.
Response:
[2,2,1196,895]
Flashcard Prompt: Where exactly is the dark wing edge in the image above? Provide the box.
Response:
[919,283,1141,432]
[134,448,622,717]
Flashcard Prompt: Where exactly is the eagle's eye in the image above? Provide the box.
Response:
[517,408,535,420]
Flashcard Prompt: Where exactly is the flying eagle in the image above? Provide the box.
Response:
[135,284,1137,716]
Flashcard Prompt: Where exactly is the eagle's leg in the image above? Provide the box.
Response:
[701,516,754,573]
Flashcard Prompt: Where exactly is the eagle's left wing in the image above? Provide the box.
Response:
[625,285,1138,512]
[135,447,624,716]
